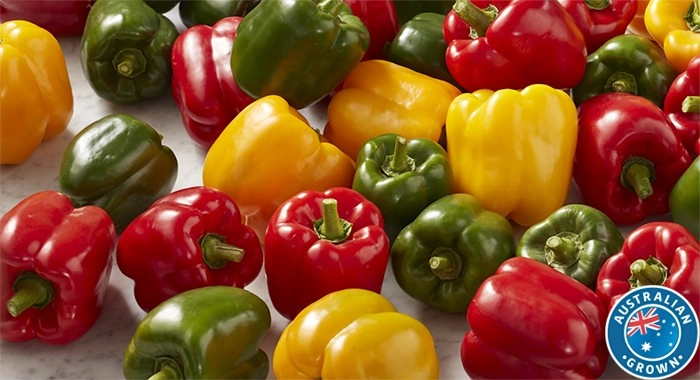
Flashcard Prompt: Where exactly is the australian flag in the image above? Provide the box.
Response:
[626,306,680,359]
[627,307,662,337]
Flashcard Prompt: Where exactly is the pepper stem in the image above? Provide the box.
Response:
[629,257,668,288]
[682,96,700,113]
[429,248,462,281]
[452,0,498,38]
[604,72,638,94]
[6,272,55,317]
[381,136,415,176]
[200,233,245,269]
[149,359,183,380]
[684,0,700,32]
[112,48,147,79]
[620,156,656,199]
[314,198,353,244]
[544,232,581,269]
[584,0,611,10]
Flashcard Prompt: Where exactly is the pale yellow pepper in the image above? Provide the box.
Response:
[645,0,700,73]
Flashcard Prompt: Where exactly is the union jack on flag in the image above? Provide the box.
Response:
[627,307,662,337]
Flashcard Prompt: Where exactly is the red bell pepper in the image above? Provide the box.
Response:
[116,186,263,312]
[444,0,587,92]
[171,17,255,149]
[0,0,93,36]
[558,0,637,53]
[442,0,511,43]
[264,187,389,320]
[343,0,399,60]
[664,54,700,158]
[461,257,609,379]
[574,92,693,225]
[0,191,116,344]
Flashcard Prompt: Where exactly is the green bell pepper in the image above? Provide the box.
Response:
[123,286,271,379]
[352,133,452,242]
[391,193,515,313]
[670,156,700,240]
[179,0,259,28]
[571,34,677,107]
[230,0,369,109]
[80,0,179,104]
[393,0,453,25]
[58,114,178,232]
[516,204,624,289]
[144,0,180,13]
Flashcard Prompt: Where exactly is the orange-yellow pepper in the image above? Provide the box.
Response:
[627,0,651,39]
[445,84,578,227]
[202,95,355,239]
[323,59,461,160]
[0,20,73,164]
[645,0,700,73]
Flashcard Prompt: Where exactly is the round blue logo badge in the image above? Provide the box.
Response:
[606,285,699,379]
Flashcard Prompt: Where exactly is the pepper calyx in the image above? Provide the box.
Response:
[200,233,245,269]
[6,271,55,317]
[620,156,656,199]
[429,247,463,281]
[628,256,668,288]
[314,198,353,243]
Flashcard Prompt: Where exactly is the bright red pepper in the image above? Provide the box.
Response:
[664,54,700,158]
[264,187,389,320]
[116,186,263,312]
[442,0,511,43]
[558,0,637,53]
[461,257,609,379]
[0,0,92,36]
[445,0,587,92]
[0,191,116,344]
[574,92,693,225]
[171,17,255,149]
[343,0,399,60]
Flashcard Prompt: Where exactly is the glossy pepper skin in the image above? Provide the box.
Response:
[116,186,263,312]
[670,157,700,240]
[626,0,650,39]
[202,95,355,240]
[264,187,389,320]
[392,193,515,313]
[273,289,440,379]
[171,16,255,149]
[0,191,116,344]
[393,0,453,25]
[0,0,92,36]
[123,286,271,379]
[645,0,700,73]
[664,54,700,157]
[80,0,179,103]
[572,34,678,107]
[445,84,578,227]
[442,0,511,43]
[0,20,73,165]
[179,0,258,28]
[462,257,609,379]
[230,0,369,109]
[517,204,624,289]
[573,93,693,225]
[445,0,587,92]
[344,0,399,60]
[58,114,178,232]
[558,0,638,53]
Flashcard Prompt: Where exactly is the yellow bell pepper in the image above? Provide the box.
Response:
[273,288,440,379]
[202,95,355,239]
[323,59,461,160]
[0,20,73,164]
[645,0,700,73]
[445,84,578,227]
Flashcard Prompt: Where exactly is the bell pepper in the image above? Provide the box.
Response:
[664,54,700,157]
[202,95,355,240]
[143,0,180,13]
[80,0,179,103]
[323,59,461,160]
[273,288,440,379]
[516,204,624,289]
[573,92,693,225]
[264,187,389,320]
[0,191,116,344]
[179,0,259,28]
[626,0,650,39]
[461,257,609,379]
[116,186,263,312]
[171,16,255,149]
[571,34,678,107]
[344,0,399,60]
[645,0,700,73]
[558,0,638,53]
[391,193,515,313]
[670,157,700,240]
[230,0,369,109]
[444,0,587,92]
[0,20,73,165]
[0,0,92,36]
[123,286,271,379]
[58,114,178,232]
[393,0,453,25]
[445,84,578,227]
[442,1,511,43]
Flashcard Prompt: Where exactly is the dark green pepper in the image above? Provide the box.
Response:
[80,0,179,103]
[516,204,624,289]
[352,133,452,242]
[58,114,178,232]
[123,286,271,379]
[391,193,515,313]
[230,0,369,109]
[393,0,453,25]
[179,0,259,27]
[670,156,700,240]
[144,0,180,13]
[571,34,677,107]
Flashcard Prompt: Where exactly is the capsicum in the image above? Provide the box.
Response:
[558,0,638,53]
[573,92,692,225]
[264,187,389,320]
[670,157,700,240]
[0,0,93,36]
[179,0,258,28]
[461,257,609,379]
[392,0,453,25]
[123,286,271,379]
[626,0,650,39]
[116,186,263,312]
[0,191,116,344]
[0,20,73,165]
[392,193,515,313]
[442,0,511,43]
[644,0,700,73]
[517,204,624,289]
[59,114,178,232]
[344,0,399,60]
[664,54,700,157]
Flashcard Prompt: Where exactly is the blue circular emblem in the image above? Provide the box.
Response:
[606,285,699,379]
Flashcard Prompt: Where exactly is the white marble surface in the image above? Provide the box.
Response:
[0,9,693,380]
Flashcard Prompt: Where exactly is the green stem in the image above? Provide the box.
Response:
[6,272,55,317]
[584,0,611,10]
[684,0,700,32]
[544,232,581,268]
[200,233,245,269]
[620,156,655,200]
[452,0,498,38]
[682,96,700,113]
[314,199,353,243]
[112,48,147,79]
[604,72,638,94]
[148,359,183,380]
[381,136,415,176]
[629,257,668,288]
[429,248,462,281]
